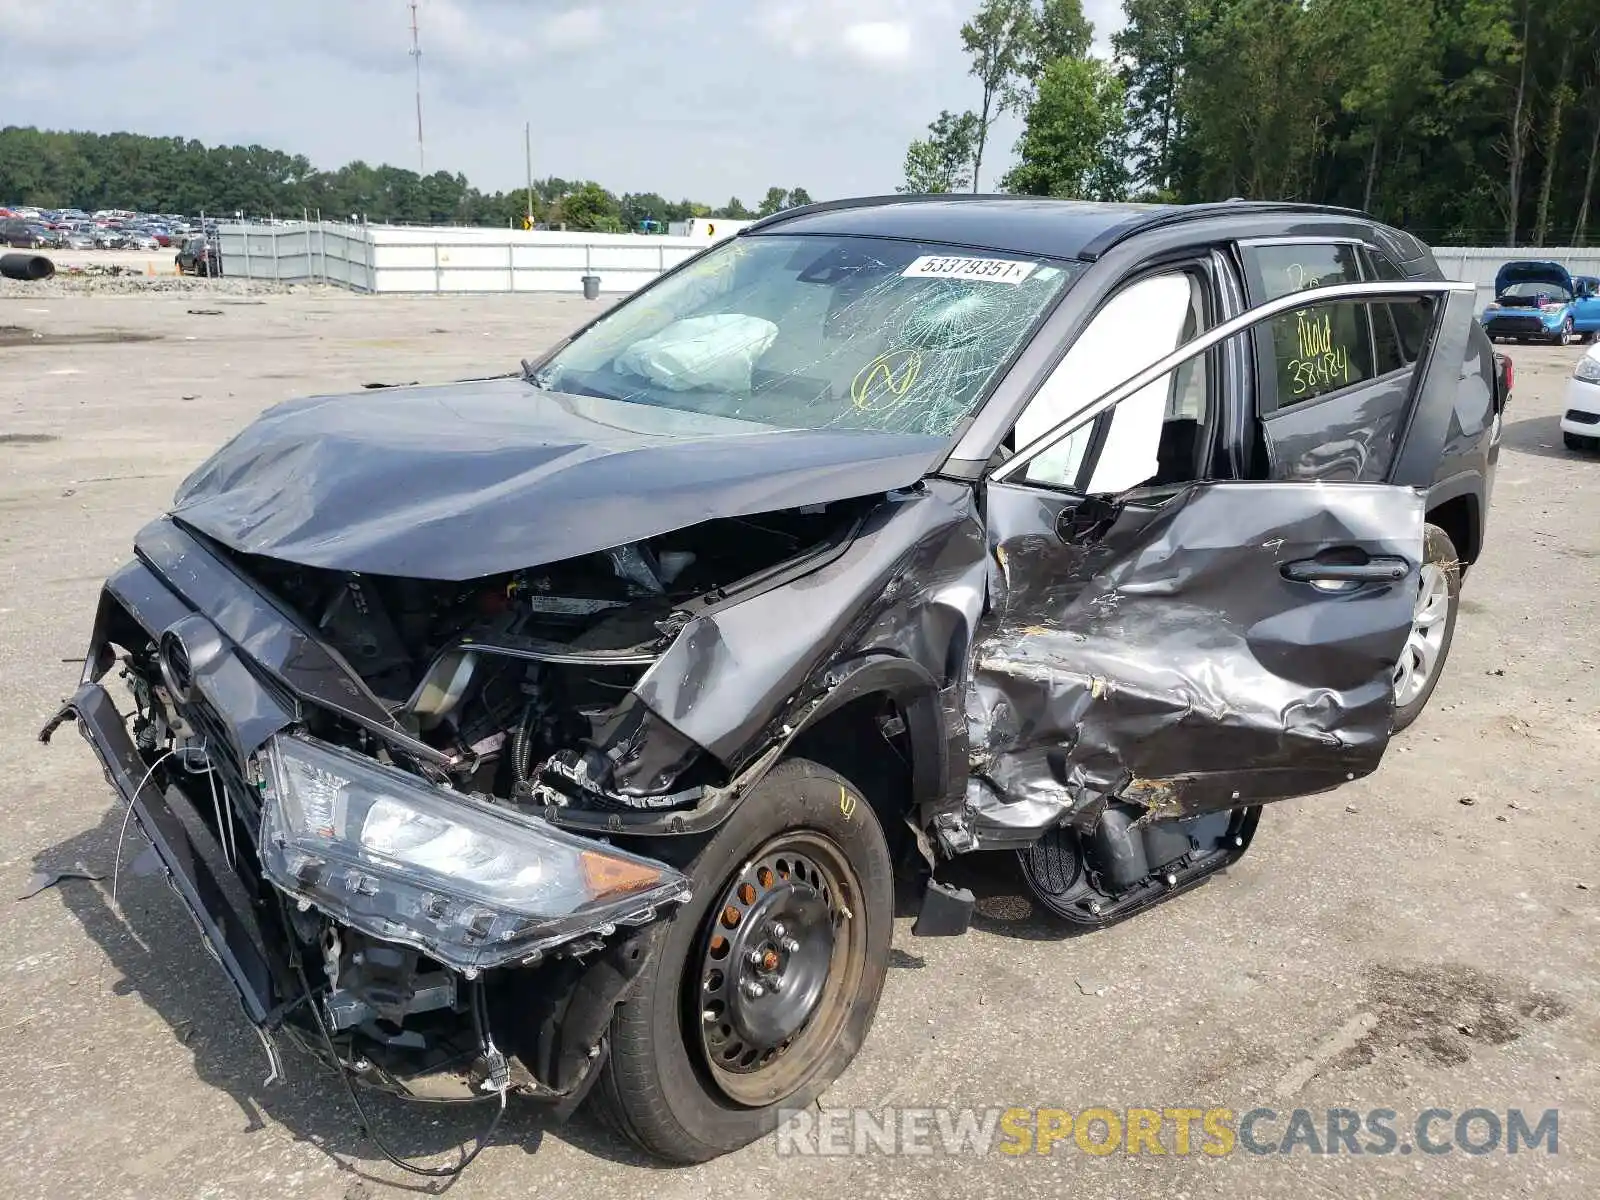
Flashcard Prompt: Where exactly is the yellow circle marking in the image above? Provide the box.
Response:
[851,348,923,410]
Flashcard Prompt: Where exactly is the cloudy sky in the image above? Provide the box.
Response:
[0,0,1125,204]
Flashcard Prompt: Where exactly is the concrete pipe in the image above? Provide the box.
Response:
[1,253,56,281]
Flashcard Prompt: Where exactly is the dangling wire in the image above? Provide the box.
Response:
[111,747,173,912]
[279,904,508,1179]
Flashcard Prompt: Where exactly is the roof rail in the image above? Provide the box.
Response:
[1075,200,1372,260]
[739,192,1019,236]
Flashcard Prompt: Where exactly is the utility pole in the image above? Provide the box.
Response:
[525,121,535,229]
[409,0,425,174]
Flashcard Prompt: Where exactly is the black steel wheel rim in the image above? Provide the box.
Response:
[691,831,863,1106]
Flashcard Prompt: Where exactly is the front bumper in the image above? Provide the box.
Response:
[40,523,691,1104]
[1482,313,1564,339]
[41,682,286,1025]
[1562,376,1600,440]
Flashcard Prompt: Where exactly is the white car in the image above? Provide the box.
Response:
[1563,342,1600,451]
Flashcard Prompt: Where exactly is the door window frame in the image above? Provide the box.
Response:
[1237,236,1426,418]
[998,257,1225,493]
[989,280,1474,487]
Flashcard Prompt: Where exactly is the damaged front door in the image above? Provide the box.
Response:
[965,279,1476,846]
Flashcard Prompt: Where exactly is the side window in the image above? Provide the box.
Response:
[1244,243,1375,408]
[1364,249,1431,366]
[1011,270,1210,493]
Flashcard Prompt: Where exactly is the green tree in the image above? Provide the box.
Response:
[1003,56,1128,200]
[1113,0,1205,199]
[788,187,814,207]
[556,182,623,231]
[960,0,1036,190]
[1023,0,1094,78]
[757,186,791,216]
[1573,44,1600,242]
[620,191,672,230]
[898,110,980,192]
[717,197,753,219]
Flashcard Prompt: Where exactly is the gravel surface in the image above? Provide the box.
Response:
[1,274,313,298]
[0,293,1595,1200]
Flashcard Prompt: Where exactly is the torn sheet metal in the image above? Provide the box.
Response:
[960,479,1424,846]
[170,377,946,581]
[634,479,987,775]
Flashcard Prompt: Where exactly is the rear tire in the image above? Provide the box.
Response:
[1392,523,1461,733]
[594,758,894,1163]
[1566,432,1597,452]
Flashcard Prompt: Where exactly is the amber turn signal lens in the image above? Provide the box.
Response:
[580,850,664,899]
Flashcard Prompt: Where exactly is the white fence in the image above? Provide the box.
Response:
[215,222,709,294]
[217,222,1600,301]
[1425,247,1600,305]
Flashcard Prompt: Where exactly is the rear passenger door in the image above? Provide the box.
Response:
[1240,240,1427,482]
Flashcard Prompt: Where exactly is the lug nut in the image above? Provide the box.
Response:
[747,949,764,965]
[767,976,783,993]
[781,937,800,954]
[744,981,766,999]
[772,922,787,939]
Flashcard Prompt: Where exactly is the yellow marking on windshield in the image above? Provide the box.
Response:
[851,348,923,410]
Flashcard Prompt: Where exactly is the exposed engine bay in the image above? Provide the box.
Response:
[223,500,866,815]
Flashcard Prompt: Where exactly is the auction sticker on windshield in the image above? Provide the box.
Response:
[902,255,1038,285]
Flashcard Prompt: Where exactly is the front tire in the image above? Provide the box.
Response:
[1560,318,1576,345]
[595,758,893,1163]
[1566,431,1597,452]
[1392,523,1461,732]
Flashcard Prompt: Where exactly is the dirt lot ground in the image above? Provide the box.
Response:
[0,287,1595,1199]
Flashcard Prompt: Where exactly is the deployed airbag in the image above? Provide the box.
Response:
[615,314,779,392]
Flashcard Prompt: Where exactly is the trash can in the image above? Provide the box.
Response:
[581,274,601,300]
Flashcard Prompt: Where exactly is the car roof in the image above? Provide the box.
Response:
[741,194,1373,261]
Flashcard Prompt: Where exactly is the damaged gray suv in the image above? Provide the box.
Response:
[43,196,1506,1165]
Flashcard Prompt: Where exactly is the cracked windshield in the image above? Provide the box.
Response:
[534,234,1080,436]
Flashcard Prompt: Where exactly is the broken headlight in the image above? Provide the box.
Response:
[258,735,690,970]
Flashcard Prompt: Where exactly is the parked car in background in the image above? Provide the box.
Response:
[64,231,96,250]
[1480,261,1600,344]
[92,228,128,249]
[42,197,1504,1164]
[2,218,51,248]
[175,235,220,275]
[1574,276,1600,339]
[122,231,161,251]
[1562,341,1600,451]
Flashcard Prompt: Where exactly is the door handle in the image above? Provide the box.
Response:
[1281,555,1410,584]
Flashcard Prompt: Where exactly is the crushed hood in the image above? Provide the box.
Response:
[171,377,946,580]
[1494,260,1573,296]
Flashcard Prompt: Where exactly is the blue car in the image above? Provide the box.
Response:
[1481,261,1600,344]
